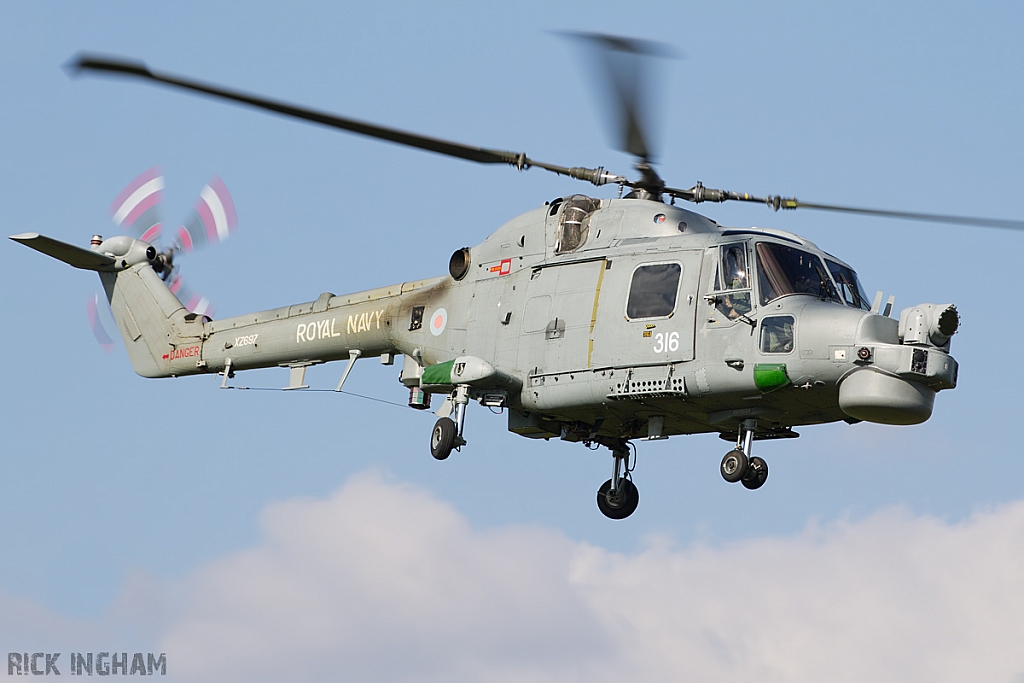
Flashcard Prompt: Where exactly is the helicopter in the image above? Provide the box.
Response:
[12,36,1020,519]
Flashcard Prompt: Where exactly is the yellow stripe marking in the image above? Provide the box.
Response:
[587,260,607,367]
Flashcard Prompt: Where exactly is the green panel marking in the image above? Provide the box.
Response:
[421,359,455,385]
[754,363,790,392]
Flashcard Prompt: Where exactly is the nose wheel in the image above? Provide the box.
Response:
[720,419,769,490]
[597,444,639,519]
[720,449,748,482]
[741,456,769,490]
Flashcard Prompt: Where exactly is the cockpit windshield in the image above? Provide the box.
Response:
[825,259,872,311]
[756,242,840,305]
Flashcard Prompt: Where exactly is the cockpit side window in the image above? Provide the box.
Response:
[713,242,753,320]
[627,262,682,319]
[825,259,872,311]
[720,243,749,290]
[756,242,840,306]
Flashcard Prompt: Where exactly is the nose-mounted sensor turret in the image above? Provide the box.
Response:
[899,304,960,348]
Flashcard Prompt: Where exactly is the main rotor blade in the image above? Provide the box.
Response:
[70,54,525,166]
[69,54,628,188]
[561,32,676,163]
[665,184,1024,231]
[777,198,1024,230]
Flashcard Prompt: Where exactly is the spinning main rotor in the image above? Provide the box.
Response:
[69,36,1023,231]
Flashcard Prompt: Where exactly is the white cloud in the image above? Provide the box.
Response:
[114,473,1024,682]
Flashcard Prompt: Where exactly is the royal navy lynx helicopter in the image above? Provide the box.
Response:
[13,37,1020,519]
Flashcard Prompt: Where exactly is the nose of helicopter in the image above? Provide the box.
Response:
[839,368,936,424]
[791,301,953,425]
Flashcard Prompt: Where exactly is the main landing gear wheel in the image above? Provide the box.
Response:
[741,456,769,490]
[597,478,639,520]
[430,417,457,460]
[720,449,748,483]
[429,385,471,461]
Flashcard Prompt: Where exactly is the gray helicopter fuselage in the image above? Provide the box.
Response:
[8,46,980,520]
[60,195,956,446]
[388,196,957,440]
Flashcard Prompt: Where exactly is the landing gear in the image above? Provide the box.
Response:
[741,456,769,490]
[720,449,748,482]
[428,385,469,460]
[596,444,639,519]
[597,478,639,519]
[430,417,457,460]
[720,419,769,490]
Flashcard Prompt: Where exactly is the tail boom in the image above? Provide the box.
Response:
[12,232,448,381]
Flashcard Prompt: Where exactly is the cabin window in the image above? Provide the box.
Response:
[825,259,872,311]
[760,315,795,354]
[756,242,840,305]
[627,263,682,319]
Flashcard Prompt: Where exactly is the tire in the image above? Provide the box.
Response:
[720,449,749,483]
[741,456,769,490]
[596,478,639,519]
[430,417,457,460]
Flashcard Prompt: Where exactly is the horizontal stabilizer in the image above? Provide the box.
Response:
[9,233,116,271]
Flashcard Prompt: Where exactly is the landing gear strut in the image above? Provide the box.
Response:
[429,385,469,461]
[720,419,769,490]
[597,444,639,519]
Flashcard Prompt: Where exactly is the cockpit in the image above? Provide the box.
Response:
[755,242,839,304]
[712,238,871,313]
[753,241,868,310]
[823,258,872,311]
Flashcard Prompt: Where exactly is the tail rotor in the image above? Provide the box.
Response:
[167,273,215,318]
[86,293,117,354]
[108,167,236,301]
[109,165,164,243]
[88,168,237,352]
[173,176,237,253]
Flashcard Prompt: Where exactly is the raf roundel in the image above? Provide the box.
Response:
[429,308,448,336]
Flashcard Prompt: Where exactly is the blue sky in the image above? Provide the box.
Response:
[2,2,1024,680]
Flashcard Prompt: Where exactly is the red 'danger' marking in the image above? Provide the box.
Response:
[165,345,200,361]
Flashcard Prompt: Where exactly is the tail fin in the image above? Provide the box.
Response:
[99,266,202,377]
[11,233,204,378]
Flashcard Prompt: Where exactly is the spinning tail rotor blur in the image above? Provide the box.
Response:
[86,293,117,354]
[88,168,238,351]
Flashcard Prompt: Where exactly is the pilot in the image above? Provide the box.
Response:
[718,291,753,320]
[722,245,748,289]
[717,245,752,320]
